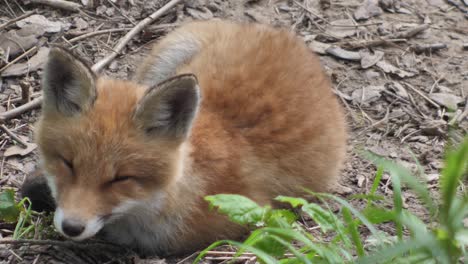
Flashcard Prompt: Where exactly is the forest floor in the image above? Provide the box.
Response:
[0,0,467,263]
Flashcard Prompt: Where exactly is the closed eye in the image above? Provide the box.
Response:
[109,176,132,184]
[61,157,73,172]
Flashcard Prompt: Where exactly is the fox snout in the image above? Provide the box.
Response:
[53,208,105,240]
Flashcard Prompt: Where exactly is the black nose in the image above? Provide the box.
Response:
[62,219,85,237]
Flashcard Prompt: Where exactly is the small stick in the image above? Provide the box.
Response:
[343,24,429,49]
[91,0,183,72]
[28,0,82,12]
[1,92,41,105]
[0,10,36,31]
[104,0,136,25]
[67,28,133,43]
[429,75,445,94]
[402,82,440,109]
[0,96,42,123]
[293,0,327,23]
[0,124,28,148]
[0,46,38,74]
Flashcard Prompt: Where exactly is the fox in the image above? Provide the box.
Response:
[23,19,348,256]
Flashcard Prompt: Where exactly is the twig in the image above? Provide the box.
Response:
[67,28,133,43]
[0,46,38,73]
[0,96,42,123]
[343,24,429,49]
[402,82,440,109]
[293,0,327,23]
[0,10,36,31]
[1,92,41,105]
[104,0,136,25]
[28,0,82,12]
[91,0,182,72]
[0,124,28,148]
[429,75,445,94]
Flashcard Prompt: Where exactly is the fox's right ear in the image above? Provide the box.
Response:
[42,47,96,116]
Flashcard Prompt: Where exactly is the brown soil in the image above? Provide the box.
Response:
[0,0,467,263]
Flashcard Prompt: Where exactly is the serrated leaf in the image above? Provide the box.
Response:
[205,194,268,225]
[275,196,308,208]
[0,189,21,223]
[267,209,297,228]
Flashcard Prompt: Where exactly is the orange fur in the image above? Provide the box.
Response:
[35,20,347,255]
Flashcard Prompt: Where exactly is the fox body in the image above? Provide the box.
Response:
[32,20,347,256]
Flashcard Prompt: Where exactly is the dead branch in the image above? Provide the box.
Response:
[343,24,429,49]
[0,10,36,31]
[28,0,82,12]
[91,0,183,72]
[0,96,42,123]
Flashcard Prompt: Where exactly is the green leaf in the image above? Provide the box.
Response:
[342,207,364,257]
[361,206,395,224]
[365,153,437,217]
[0,189,21,223]
[370,166,384,197]
[440,137,468,225]
[205,194,269,226]
[275,196,308,208]
[267,209,297,228]
[301,203,336,233]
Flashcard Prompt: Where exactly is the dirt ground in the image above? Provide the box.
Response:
[0,0,467,263]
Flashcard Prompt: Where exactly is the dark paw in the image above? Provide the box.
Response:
[20,169,56,213]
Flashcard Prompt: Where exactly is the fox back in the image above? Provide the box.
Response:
[34,20,347,256]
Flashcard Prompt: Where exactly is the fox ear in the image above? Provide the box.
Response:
[42,46,96,116]
[134,74,200,140]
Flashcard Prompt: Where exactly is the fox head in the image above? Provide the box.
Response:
[36,47,200,240]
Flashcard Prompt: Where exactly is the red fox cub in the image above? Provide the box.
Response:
[30,19,347,256]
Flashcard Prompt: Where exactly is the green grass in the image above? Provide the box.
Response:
[197,136,468,263]
[0,137,466,263]
[0,188,55,239]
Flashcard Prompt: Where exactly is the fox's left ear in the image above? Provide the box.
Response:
[134,74,200,140]
[42,46,96,116]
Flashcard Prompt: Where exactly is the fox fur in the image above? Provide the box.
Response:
[28,19,348,256]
